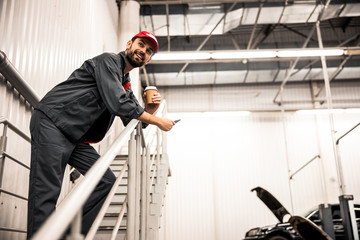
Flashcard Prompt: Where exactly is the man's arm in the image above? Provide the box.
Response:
[137,111,175,131]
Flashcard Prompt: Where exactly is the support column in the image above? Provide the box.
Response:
[127,132,136,240]
[118,0,141,99]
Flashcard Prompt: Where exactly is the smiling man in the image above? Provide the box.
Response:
[27,31,174,239]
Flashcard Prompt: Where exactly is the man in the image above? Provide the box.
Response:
[27,31,174,239]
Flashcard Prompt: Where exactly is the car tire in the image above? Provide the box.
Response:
[266,236,290,240]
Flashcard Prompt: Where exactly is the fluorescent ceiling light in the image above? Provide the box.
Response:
[277,49,344,57]
[211,51,277,59]
[296,108,360,115]
[152,52,211,61]
[152,48,347,61]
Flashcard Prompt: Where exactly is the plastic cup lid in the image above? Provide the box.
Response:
[144,86,158,91]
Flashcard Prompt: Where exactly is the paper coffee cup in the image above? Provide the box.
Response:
[144,86,158,104]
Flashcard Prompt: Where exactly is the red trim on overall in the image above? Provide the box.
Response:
[123,82,131,90]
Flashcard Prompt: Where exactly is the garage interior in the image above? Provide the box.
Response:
[0,0,360,239]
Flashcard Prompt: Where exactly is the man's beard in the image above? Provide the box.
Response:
[126,49,146,68]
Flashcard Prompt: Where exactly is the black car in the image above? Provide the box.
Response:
[244,187,360,240]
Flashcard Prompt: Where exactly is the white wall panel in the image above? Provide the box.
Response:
[164,111,360,240]
[0,0,118,99]
[0,1,119,239]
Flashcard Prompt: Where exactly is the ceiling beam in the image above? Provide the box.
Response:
[273,0,332,105]
[247,1,263,50]
[176,1,238,76]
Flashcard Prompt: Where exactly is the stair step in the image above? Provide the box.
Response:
[101,216,127,227]
[110,165,127,171]
[105,212,127,218]
[114,185,127,193]
[93,154,167,240]
[95,229,126,240]
[98,226,126,231]
[108,204,127,214]
[112,170,128,178]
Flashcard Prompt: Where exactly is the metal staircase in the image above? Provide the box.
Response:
[95,156,128,240]
[94,152,170,240]
[1,50,171,240]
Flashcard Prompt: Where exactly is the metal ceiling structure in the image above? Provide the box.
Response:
[120,0,360,110]
[134,0,360,86]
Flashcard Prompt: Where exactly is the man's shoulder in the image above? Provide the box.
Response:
[92,52,125,66]
[93,52,119,60]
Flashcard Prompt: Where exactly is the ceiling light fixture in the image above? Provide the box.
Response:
[151,48,348,61]
[277,49,344,57]
[152,52,211,61]
[211,50,277,59]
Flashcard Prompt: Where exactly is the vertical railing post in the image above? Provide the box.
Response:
[66,210,83,240]
[135,124,142,239]
[156,128,161,174]
[127,131,136,240]
[145,143,151,239]
[0,122,8,195]
[141,145,147,240]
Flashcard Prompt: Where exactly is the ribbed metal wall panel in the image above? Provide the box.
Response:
[0,1,119,239]
[0,0,118,99]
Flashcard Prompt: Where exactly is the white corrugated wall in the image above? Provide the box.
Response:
[161,82,360,239]
[0,0,119,99]
[0,0,119,239]
[165,111,360,240]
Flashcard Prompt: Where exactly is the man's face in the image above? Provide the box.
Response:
[125,38,155,68]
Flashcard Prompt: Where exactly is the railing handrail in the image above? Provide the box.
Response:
[289,154,320,179]
[0,51,40,107]
[0,117,31,204]
[0,117,31,143]
[336,122,360,145]
[144,102,166,146]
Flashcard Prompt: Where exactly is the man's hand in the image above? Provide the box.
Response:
[143,91,161,114]
[137,111,175,132]
[157,118,175,131]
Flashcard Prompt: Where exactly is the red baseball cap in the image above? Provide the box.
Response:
[132,31,159,53]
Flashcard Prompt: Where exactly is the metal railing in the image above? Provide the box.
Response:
[335,122,360,195]
[0,50,40,106]
[32,101,170,240]
[289,155,321,180]
[0,117,31,234]
[335,122,360,240]
[287,122,360,240]
[0,50,78,237]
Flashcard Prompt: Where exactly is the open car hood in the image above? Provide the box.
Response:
[251,186,290,223]
[251,186,333,240]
